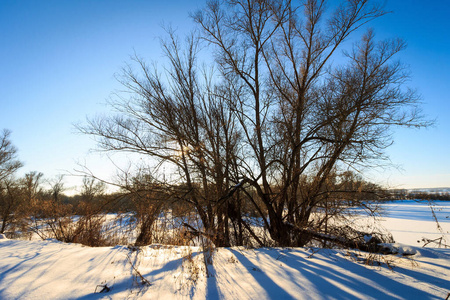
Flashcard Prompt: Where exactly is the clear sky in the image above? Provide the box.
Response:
[0,0,449,193]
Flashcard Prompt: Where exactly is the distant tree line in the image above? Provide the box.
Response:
[388,189,450,201]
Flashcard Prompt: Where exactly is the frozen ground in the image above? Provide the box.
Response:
[0,201,449,299]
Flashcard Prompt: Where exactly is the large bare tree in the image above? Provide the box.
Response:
[190,0,429,246]
[81,0,429,247]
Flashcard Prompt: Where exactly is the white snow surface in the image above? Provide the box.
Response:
[0,201,449,299]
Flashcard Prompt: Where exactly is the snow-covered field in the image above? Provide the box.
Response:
[0,201,449,299]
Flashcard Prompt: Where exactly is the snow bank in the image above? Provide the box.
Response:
[0,240,449,299]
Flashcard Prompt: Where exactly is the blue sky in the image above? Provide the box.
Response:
[0,0,449,192]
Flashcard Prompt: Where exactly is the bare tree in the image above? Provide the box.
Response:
[80,176,105,203]
[49,175,65,203]
[122,170,167,246]
[0,129,22,181]
[79,29,250,246]
[0,179,22,234]
[69,176,108,246]
[80,0,429,248]
[192,0,429,246]
[22,171,44,205]
[0,130,23,234]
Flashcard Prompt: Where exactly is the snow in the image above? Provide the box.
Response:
[0,201,449,299]
[381,200,449,246]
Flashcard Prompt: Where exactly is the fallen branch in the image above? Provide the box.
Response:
[301,227,395,254]
[420,237,449,248]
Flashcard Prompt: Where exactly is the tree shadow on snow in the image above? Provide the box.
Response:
[228,248,445,299]
[229,248,300,299]
[205,260,221,299]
